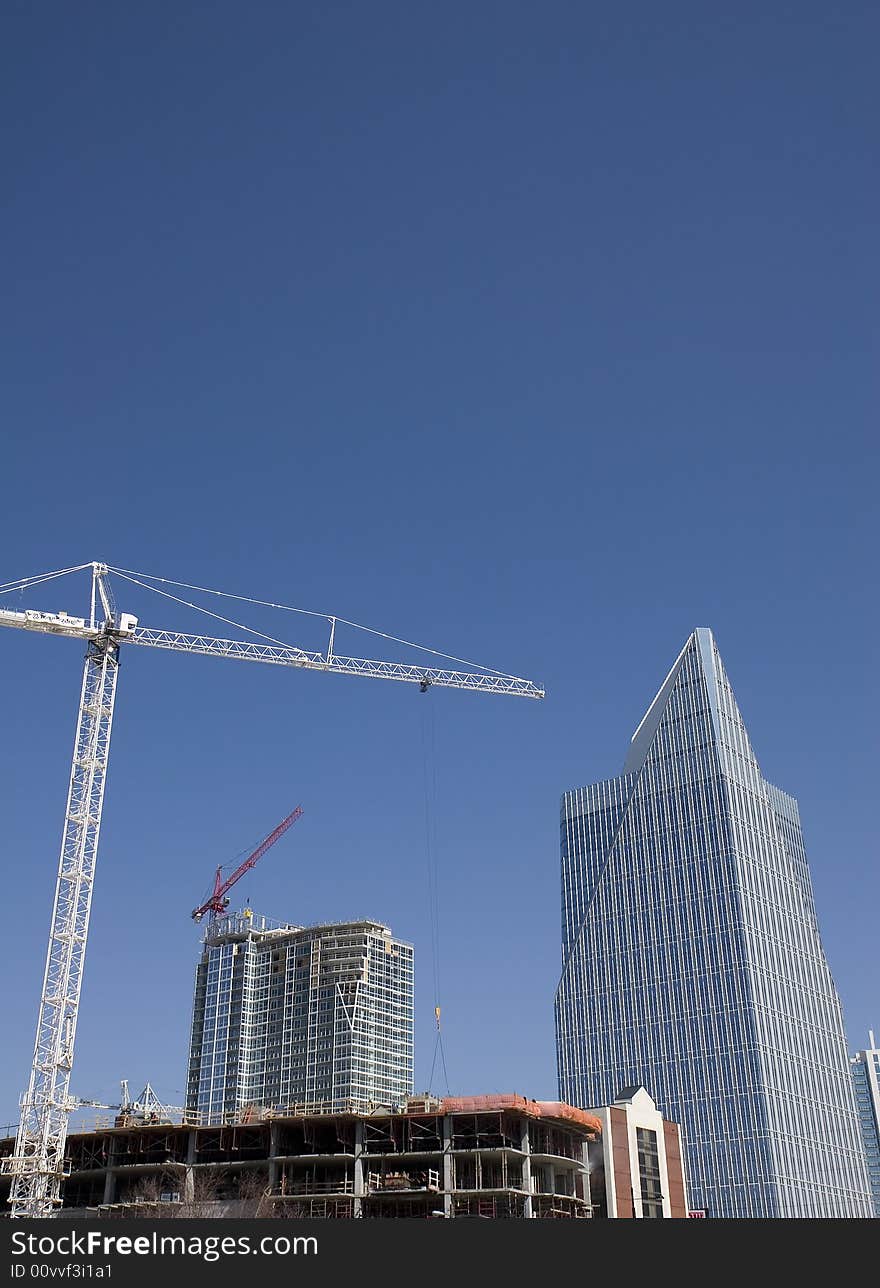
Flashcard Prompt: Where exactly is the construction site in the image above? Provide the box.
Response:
[0,1095,601,1220]
[0,562,546,1219]
[0,564,696,1222]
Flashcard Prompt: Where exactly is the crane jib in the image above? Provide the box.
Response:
[0,607,543,697]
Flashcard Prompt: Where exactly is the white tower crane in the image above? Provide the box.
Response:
[0,561,543,1217]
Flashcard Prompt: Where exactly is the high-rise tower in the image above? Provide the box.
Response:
[556,629,871,1217]
[187,913,414,1119]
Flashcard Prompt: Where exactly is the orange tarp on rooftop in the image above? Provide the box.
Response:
[440,1094,601,1135]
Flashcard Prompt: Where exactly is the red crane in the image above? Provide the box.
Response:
[191,805,304,922]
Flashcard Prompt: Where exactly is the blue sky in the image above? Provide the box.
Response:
[1,1,877,1122]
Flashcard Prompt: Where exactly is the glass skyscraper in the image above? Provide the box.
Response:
[851,1032,880,1216]
[187,912,414,1119]
[556,628,871,1218]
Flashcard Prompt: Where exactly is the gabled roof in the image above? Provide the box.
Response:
[613,1086,657,1112]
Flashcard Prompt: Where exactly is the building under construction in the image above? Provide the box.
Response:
[0,1090,688,1218]
[187,914,414,1119]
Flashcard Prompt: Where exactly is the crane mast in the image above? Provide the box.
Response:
[0,561,544,1217]
[6,624,119,1216]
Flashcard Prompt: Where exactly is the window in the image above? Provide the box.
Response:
[636,1127,664,1218]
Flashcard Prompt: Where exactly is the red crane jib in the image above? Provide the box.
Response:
[191,805,303,921]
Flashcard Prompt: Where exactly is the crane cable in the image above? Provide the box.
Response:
[421,696,450,1096]
[0,563,93,595]
[106,564,523,678]
[110,570,297,650]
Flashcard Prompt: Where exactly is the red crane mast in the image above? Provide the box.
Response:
[191,805,303,922]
